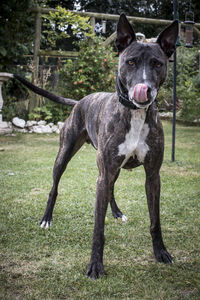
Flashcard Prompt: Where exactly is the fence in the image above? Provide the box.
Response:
[29,7,200,85]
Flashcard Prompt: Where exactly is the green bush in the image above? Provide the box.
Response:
[178,75,200,122]
[2,75,29,121]
[158,46,200,122]
[56,37,118,100]
[28,101,71,123]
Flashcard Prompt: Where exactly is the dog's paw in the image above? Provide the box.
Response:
[112,210,127,222]
[40,219,52,229]
[86,261,105,280]
[155,248,173,264]
[122,214,127,222]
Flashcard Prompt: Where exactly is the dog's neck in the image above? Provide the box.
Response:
[115,76,139,110]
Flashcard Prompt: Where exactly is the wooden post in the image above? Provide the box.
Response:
[90,17,95,34]
[103,32,116,47]
[33,9,41,85]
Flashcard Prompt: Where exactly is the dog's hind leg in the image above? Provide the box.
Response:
[40,109,87,229]
[110,170,127,222]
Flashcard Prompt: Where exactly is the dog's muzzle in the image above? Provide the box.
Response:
[133,83,148,103]
[130,84,157,108]
[116,76,157,110]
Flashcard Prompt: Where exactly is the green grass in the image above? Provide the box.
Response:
[0,121,200,300]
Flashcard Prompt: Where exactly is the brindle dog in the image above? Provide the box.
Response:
[13,14,178,279]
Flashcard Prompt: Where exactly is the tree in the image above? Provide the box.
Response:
[78,0,200,39]
[0,0,36,71]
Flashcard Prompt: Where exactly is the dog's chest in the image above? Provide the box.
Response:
[118,110,149,167]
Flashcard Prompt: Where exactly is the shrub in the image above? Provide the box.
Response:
[157,46,200,121]
[178,75,200,122]
[56,37,118,100]
[28,101,71,123]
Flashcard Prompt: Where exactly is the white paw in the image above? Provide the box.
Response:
[40,221,51,229]
[122,215,127,222]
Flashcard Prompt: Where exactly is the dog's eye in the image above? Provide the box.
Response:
[128,60,135,66]
[155,62,162,68]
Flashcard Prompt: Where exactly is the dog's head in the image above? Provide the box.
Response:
[116,14,178,109]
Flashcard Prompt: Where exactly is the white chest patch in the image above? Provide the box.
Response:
[118,109,149,168]
[143,66,147,80]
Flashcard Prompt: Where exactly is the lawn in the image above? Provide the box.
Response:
[0,121,200,299]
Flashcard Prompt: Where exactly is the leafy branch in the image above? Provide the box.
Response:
[42,6,93,49]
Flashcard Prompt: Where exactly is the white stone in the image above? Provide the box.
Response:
[13,127,28,133]
[8,122,13,128]
[0,121,9,129]
[194,119,200,123]
[32,126,43,134]
[32,124,52,134]
[26,120,37,127]
[42,125,52,133]
[159,112,173,118]
[57,121,64,130]
[51,125,58,132]
[12,117,26,128]
[48,122,54,127]
[38,120,46,126]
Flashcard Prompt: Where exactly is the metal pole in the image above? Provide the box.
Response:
[172,50,176,162]
[172,0,177,162]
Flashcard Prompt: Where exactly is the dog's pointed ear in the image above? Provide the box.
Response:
[116,13,136,53]
[156,20,179,58]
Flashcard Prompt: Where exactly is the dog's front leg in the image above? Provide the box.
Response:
[86,174,109,279]
[145,169,172,263]
[87,153,117,279]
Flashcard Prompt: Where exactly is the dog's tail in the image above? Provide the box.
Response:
[13,74,78,107]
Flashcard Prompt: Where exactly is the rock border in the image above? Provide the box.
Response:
[11,117,64,134]
[3,114,200,136]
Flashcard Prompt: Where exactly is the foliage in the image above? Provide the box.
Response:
[41,6,118,102]
[57,37,118,100]
[0,0,35,71]
[28,101,70,122]
[2,74,30,121]
[0,0,35,121]
[42,6,93,50]
[157,46,200,121]
[1,99,16,121]
[36,0,75,10]
[178,75,200,122]
[28,106,52,121]
[78,0,200,42]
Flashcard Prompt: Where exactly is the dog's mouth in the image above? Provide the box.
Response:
[129,84,157,108]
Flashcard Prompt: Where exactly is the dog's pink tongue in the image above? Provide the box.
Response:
[133,84,148,103]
